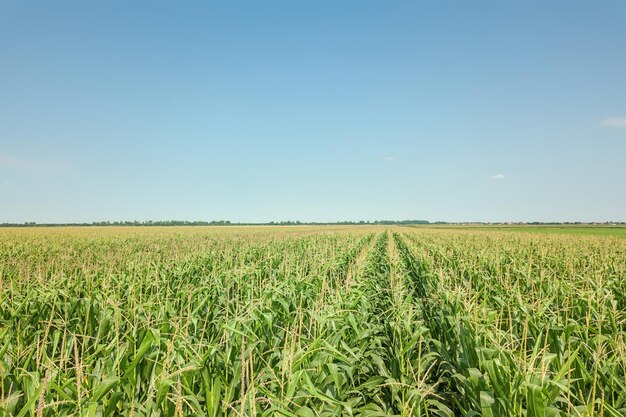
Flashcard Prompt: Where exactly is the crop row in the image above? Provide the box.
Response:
[1,226,624,416]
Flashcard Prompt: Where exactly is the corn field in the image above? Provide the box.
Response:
[1,226,625,416]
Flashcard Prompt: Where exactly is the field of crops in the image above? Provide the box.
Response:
[1,226,625,417]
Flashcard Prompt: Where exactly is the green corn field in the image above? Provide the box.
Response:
[1,226,625,416]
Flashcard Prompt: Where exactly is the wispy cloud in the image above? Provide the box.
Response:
[601,116,626,128]
[489,174,505,180]
[384,156,395,161]
[0,152,69,173]
[0,152,24,168]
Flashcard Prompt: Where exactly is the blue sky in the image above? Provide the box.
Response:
[1,1,625,223]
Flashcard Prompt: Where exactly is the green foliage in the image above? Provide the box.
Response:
[0,226,624,416]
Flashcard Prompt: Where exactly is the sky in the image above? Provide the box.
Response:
[1,1,625,223]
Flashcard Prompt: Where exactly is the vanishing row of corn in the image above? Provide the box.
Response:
[0,227,624,416]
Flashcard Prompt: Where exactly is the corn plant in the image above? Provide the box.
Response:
[0,226,624,416]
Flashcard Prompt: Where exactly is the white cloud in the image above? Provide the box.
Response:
[601,117,626,128]
[489,174,505,180]
[0,152,25,168]
[0,152,68,173]
[384,156,395,161]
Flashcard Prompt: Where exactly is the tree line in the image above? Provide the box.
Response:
[1,220,431,227]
